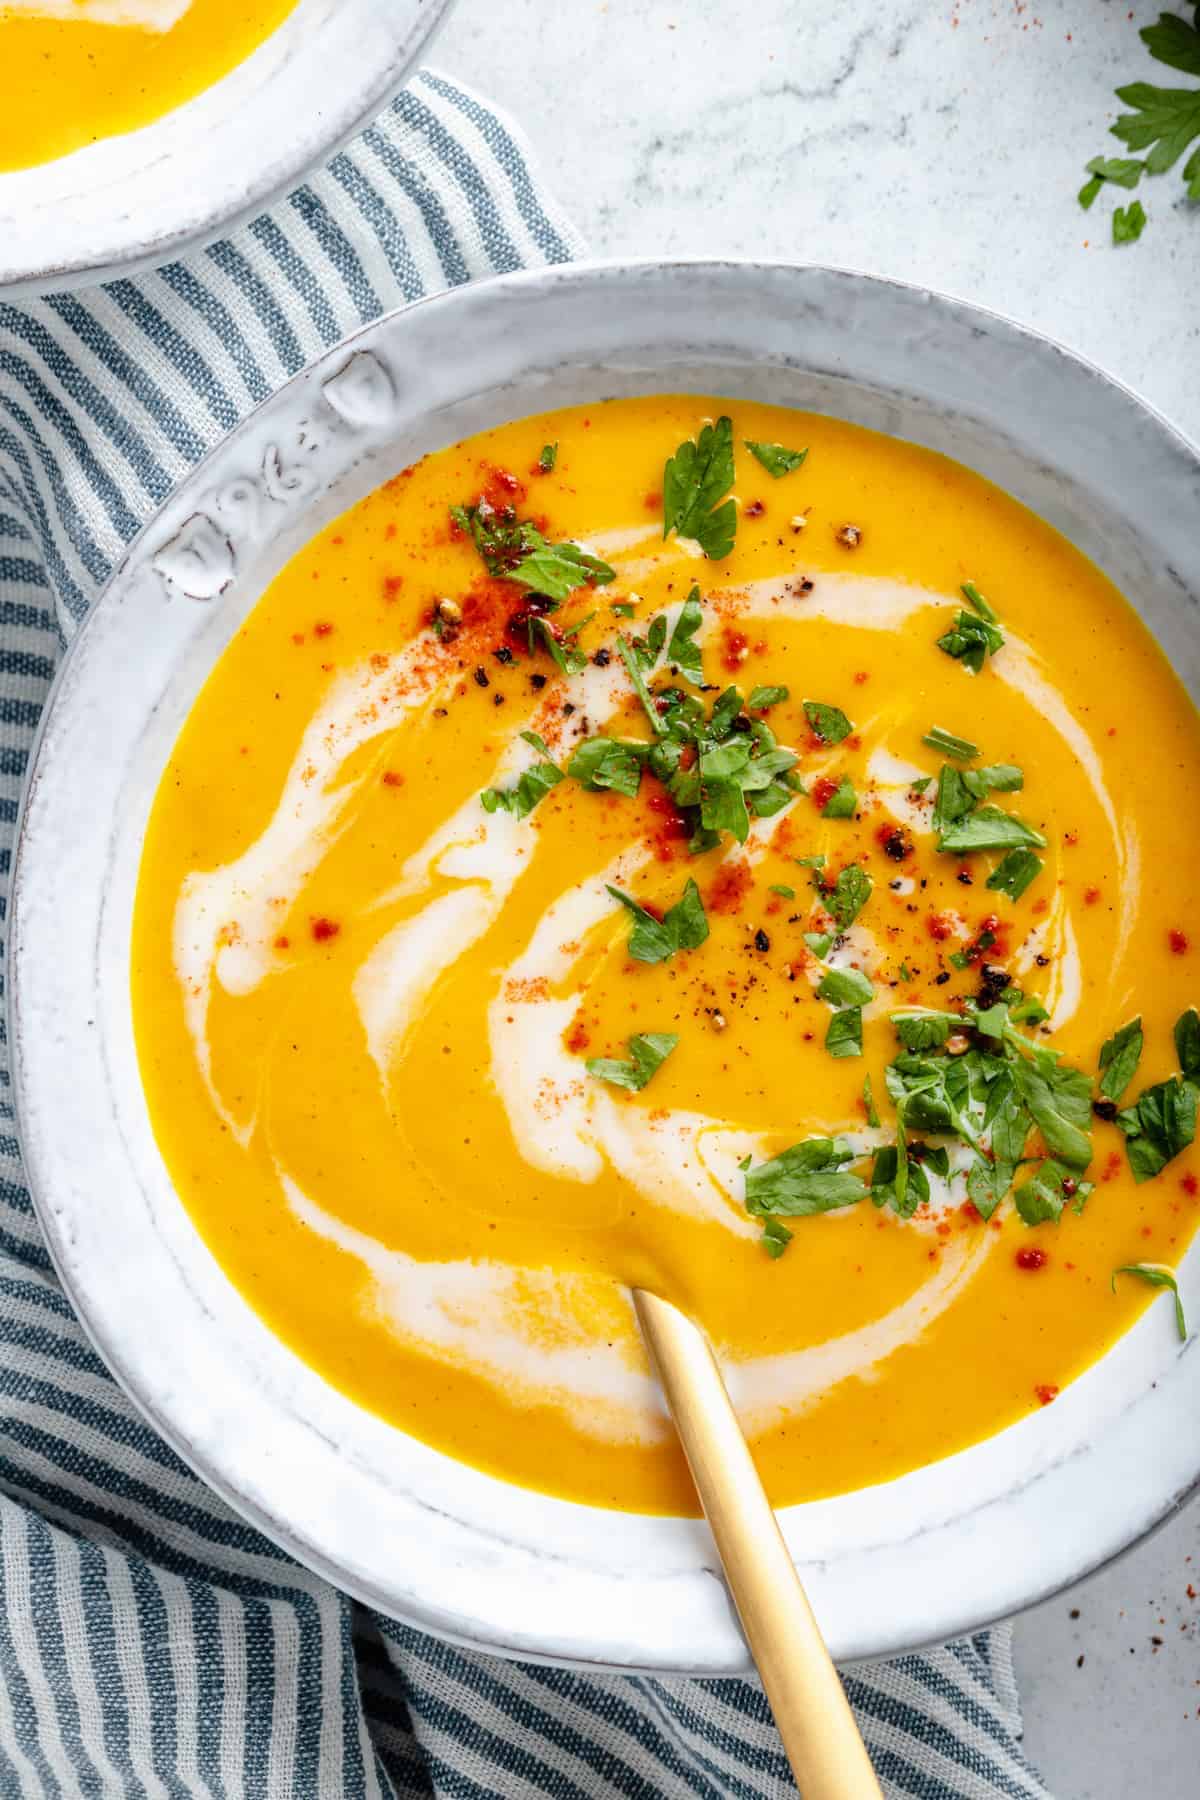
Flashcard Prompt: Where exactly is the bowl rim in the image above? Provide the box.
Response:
[0,0,457,296]
[10,256,1200,1672]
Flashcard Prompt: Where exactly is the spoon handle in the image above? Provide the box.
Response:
[633,1288,883,1800]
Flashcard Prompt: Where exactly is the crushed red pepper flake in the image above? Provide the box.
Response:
[1169,928,1190,955]
[1034,1384,1060,1406]
[1016,1246,1047,1271]
[311,917,340,942]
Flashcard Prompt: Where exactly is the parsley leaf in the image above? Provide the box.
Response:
[568,736,646,799]
[1142,9,1200,75]
[616,633,668,737]
[1113,83,1200,174]
[960,581,999,623]
[1176,1006,1200,1081]
[1015,1159,1093,1226]
[923,725,978,761]
[870,1141,942,1220]
[538,442,558,472]
[803,699,853,744]
[452,500,614,600]
[530,615,587,677]
[821,775,857,819]
[1085,154,1146,190]
[1117,1075,1198,1181]
[606,877,709,964]
[986,846,1043,901]
[744,440,808,478]
[769,882,796,899]
[480,756,563,821]
[892,1009,958,1052]
[761,1217,794,1259]
[817,966,874,1006]
[1113,199,1149,243]
[821,864,872,930]
[587,1031,678,1092]
[1112,1262,1188,1340]
[662,416,737,559]
[1083,12,1200,233]
[744,1138,867,1218]
[1011,1054,1094,1168]
[863,1073,881,1128]
[1098,1016,1144,1102]
[665,586,704,685]
[937,609,1005,674]
[826,1006,864,1058]
[938,806,1047,855]
[749,684,789,709]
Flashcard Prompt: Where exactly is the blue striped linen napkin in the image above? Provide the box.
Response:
[0,70,1052,1800]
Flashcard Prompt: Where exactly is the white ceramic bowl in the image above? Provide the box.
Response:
[0,0,454,296]
[11,262,1200,1672]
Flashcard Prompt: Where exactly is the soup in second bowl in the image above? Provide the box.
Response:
[0,0,300,171]
[132,396,1200,1514]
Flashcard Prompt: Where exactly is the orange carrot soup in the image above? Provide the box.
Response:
[131,398,1200,1515]
[0,0,299,171]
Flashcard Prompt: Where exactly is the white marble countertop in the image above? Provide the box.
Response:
[435,2,1200,1794]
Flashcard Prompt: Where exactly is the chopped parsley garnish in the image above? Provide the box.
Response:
[1117,1076,1198,1181]
[825,1007,863,1058]
[743,1138,867,1223]
[451,499,614,600]
[769,883,796,898]
[606,877,709,964]
[817,966,874,1006]
[863,1073,881,1128]
[749,684,789,710]
[937,806,1047,855]
[744,440,808,478]
[530,615,587,677]
[662,416,737,559]
[480,752,563,820]
[538,442,558,472]
[923,726,978,761]
[586,1031,679,1092]
[803,699,853,744]
[1015,1158,1093,1226]
[1098,1016,1144,1103]
[986,847,1043,901]
[616,632,668,737]
[760,1217,794,1259]
[937,583,1005,673]
[666,586,704,685]
[819,864,872,930]
[821,775,856,819]
[567,736,645,798]
[1113,1009,1199,1182]
[1112,1262,1188,1340]
[1176,1006,1200,1080]
[611,601,636,618]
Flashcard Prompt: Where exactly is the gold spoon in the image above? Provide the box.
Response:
[633,1289,883,1799]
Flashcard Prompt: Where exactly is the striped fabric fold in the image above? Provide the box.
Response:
[0,70,1051,1798]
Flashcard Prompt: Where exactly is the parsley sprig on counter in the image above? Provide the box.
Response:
[1078,6,1200,242]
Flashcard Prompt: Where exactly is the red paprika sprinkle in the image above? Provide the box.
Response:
[313,620,333,637]
[1034,1384,1060,1406]
[1169,928,1189,955]
[1182,1173,1198,1197]
[1084,886,1101,905]
[311,917,341,942]
[381,771,405,788]
[811,776,838,812]
[1016,1246,1047,1271]
[274,935,290,950]
[721,628,750,671]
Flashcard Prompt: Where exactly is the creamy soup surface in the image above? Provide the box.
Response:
[132,397,1200,1515]
[0,0,299,171]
